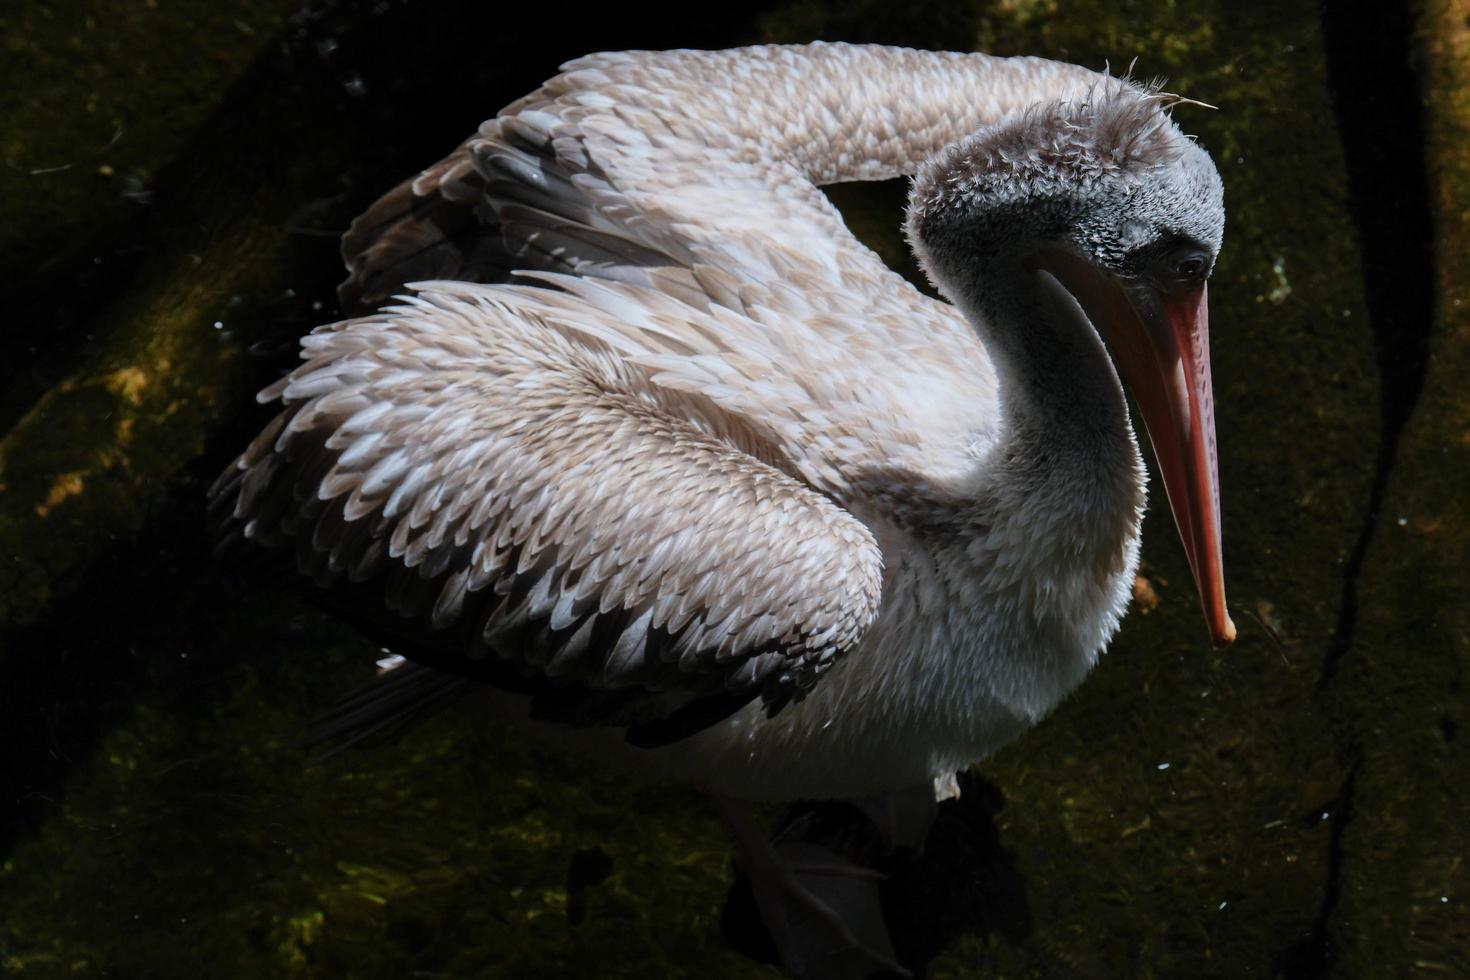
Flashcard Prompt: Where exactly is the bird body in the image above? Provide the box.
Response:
[216,43,1231,804]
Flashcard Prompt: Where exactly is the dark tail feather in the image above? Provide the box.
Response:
[300,657,473,762]
[338,146,511,312]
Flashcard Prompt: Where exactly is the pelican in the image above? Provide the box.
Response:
[213,42,1233,976]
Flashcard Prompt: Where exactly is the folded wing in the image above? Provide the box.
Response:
[212,283,884,742]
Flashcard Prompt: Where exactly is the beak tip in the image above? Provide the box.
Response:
[1213,614,1237,648]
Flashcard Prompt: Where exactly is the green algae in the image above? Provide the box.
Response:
[0,585,766,979]
[0,0,305,430]
[1314,1,1470,973]
[0,0,304,275]
[0,0,1459,977]
[0,10,358,627]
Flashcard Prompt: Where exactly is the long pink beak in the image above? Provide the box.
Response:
[1037,250,1236,646]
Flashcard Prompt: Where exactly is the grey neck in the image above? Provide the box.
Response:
[952,252,1139,516]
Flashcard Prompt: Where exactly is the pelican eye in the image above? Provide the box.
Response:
[1171,252,1210,282]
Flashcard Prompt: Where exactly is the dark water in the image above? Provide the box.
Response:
[2,1,1465,977]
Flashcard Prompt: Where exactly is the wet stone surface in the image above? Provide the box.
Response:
[0,1,1463,977]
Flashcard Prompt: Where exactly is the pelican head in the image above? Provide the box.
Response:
[907,81,1235,645]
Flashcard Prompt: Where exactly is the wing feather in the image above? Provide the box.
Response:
[213,285,884,737]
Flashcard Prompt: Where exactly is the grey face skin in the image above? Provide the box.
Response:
[1074,138,1224,289]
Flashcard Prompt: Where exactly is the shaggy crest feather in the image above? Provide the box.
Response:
[910,78,1190,223]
